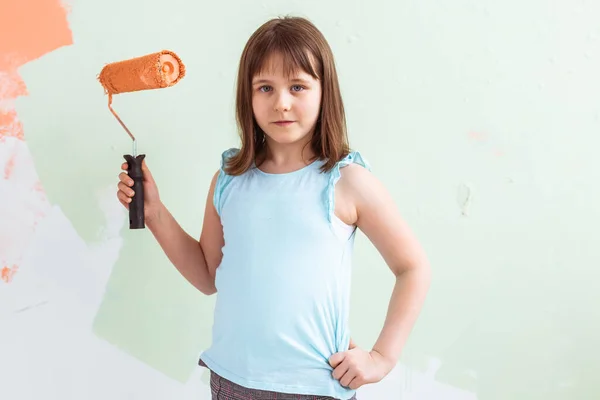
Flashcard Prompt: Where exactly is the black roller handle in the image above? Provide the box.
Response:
[123,154,146,229]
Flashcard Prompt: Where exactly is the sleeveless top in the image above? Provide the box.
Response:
[199,148,371,400]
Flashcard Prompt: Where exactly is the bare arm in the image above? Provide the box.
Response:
[330,164,432,388]
[347,164,431,367]
[147,170,223,295]
[199,171,225,281]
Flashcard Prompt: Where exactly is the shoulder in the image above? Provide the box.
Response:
[220,147,240,169]
[211,147,240,181]
[212,147,241,181]
[338,162,372,187]
[211,148,241,214]
[336,151,387,208]
[335,151,375,191]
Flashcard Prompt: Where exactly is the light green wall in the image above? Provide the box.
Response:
[16,0,600,398]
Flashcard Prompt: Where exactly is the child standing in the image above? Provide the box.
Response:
[117,16,431,400]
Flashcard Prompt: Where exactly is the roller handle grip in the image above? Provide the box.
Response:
[124,154,146,229]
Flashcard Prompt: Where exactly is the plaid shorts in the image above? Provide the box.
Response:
[201,360,357,400]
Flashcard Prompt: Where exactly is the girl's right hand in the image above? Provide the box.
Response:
[117,159,162,222]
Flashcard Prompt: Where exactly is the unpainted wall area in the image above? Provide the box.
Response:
[1,0,599,399]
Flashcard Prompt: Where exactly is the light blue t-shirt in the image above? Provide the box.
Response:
[199,148,370,400]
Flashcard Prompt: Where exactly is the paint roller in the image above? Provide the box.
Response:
[98,50,185,229]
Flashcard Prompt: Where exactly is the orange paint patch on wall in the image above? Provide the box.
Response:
[4,149,17,179]
[0,0,73,71]
[0,71,28,100]
[0,0,73,140]
[1,265,18,283]
[0,110,24,141]
[0,0,73,283]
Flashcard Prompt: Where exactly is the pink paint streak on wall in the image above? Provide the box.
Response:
[0,0,72,283]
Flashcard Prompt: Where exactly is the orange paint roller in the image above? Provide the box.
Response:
[98,50,185,229]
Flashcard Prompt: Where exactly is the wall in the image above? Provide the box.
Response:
[2,0,599,399]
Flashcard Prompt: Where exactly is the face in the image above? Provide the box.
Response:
[251,53,322,146]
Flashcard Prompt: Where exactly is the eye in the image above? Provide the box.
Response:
[258,85,272,92]
[291,85,305,92]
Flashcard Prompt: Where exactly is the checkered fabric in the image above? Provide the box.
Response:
[207,368,357,400]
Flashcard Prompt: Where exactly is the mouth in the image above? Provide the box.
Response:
[273,120,295,126]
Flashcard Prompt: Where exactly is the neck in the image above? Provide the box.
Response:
[264,135,315,166]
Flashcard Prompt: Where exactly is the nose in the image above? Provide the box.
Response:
[274,90,291,112]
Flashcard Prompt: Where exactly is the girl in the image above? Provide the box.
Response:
[117,16,430,400]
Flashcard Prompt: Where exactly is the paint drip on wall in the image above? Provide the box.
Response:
[0,0,73,283]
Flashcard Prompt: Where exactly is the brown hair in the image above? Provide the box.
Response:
[224,15,350,175]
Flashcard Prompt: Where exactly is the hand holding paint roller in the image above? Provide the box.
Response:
[98,50,185,229]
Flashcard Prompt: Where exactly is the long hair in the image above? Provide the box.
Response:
[224,16,350,175]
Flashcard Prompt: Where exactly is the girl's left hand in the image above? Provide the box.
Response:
[328,339,395,390]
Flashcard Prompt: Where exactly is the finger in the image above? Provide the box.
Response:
[119,172,133,186]
[118,182,135,197]
[121,162,128,171]
[349,378,363,390]
[328,352,345,368]
[117,190,132,205]
[332,360,349,380]
[339,369,356,388]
